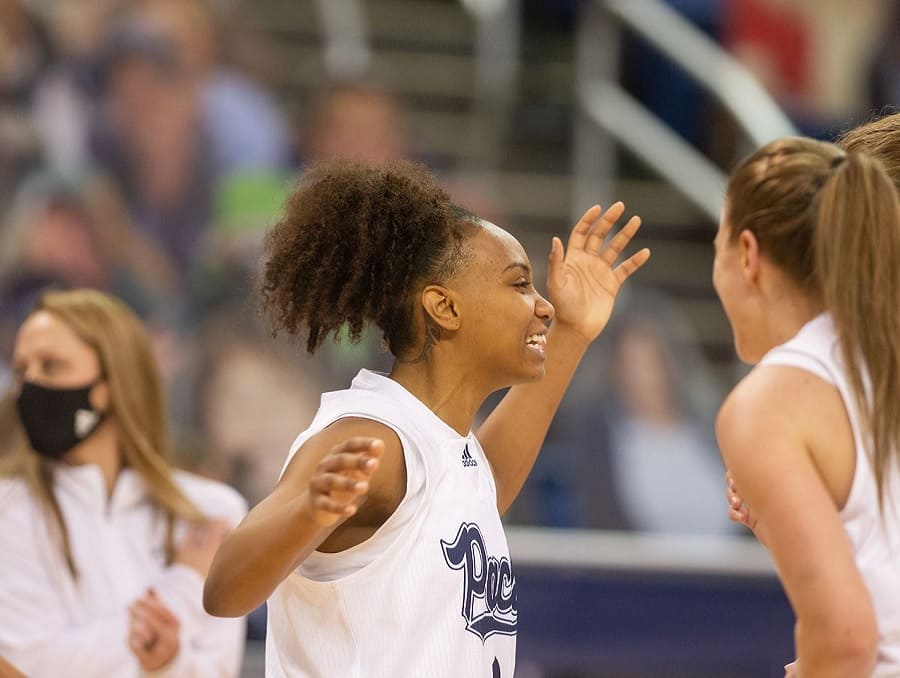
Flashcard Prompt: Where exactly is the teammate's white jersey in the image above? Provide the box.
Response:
[761,313,900,675]
[265,369,517,678]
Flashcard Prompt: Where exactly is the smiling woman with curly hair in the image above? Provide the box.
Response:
[205,158,649,678]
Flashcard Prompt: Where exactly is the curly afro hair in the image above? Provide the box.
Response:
[261,159,477,356]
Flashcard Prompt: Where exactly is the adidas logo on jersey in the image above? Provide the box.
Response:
[462,444,478,467]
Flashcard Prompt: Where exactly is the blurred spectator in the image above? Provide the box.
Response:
[512,293,733,535]
[1,174,108,292]
[0,0,53,104]
[43,0,129,62]
[91,20,213,281]
[129,0,292,180]
[602,317,732,534]
[301,81,410,164]
[300,79,503,221]
[15,1,131,177]
[0,0,55,196]
[82,2,295,313]
[0,170,179,322]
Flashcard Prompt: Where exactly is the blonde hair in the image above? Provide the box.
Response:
[837,112,900,193]
[727,136,900,508]
[1,289,204,576]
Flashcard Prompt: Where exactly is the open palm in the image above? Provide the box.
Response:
[547,202,651,342]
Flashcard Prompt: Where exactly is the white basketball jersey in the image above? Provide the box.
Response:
[265,370,517,678]
[761,314,900,675]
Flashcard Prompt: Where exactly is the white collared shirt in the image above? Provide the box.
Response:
[0,463,247,677]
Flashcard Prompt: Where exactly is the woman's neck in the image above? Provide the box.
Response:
[389,357,491,436]
[762,292,825,352]
[754,262,826,355]
[62,422,122,497]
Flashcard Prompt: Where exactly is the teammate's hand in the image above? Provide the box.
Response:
[304,437,383,527]
[726,470,761,537]
[128,589,181,671]
[547,203,650,343]
[175,520,229,578]
[784,660,799,677]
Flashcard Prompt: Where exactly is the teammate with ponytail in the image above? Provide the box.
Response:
[714,137,900,677]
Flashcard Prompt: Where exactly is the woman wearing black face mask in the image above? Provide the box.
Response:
[0,289,247,678]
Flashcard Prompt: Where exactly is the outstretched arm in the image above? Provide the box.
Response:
[0,656,24,678]
[204,419,403,617]
[477,203,650,514]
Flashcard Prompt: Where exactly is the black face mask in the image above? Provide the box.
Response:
[15,380,106,459]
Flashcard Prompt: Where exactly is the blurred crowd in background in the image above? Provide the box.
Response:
[0,0,897,540]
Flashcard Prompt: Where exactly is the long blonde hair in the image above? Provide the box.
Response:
[727,137,900,508]
[1,289,204,576]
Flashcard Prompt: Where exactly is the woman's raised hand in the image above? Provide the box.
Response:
[547,203,650,343]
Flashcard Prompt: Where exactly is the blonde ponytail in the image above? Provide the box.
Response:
[815,152,900,507]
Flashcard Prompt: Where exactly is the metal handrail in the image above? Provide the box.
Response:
[576,0,798,221]
[581,81,728,222]
[604,0,796,148]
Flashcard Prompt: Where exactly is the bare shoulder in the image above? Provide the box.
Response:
[717,363,856,512]
[283,417,407,515]
[716,364,841,463]
[716,367,875,638]
[286,417,404,474]
[312,417,403,453]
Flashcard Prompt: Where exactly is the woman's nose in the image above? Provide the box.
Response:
[537,294,555,322]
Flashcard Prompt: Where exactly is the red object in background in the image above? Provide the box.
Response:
[722,0,813,97]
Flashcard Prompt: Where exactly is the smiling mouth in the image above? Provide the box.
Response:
[526,333,547,352]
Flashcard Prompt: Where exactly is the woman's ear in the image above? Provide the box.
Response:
[738,229,760,285]
[421,284,460,331]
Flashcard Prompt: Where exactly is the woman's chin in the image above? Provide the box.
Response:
[518,364,547,384]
